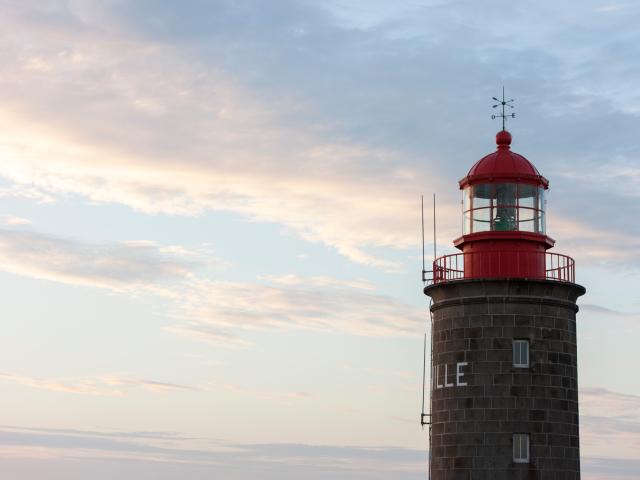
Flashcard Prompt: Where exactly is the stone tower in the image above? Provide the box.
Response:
[424,130,585,479]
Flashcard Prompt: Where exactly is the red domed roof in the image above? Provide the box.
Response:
[459,130,549,189]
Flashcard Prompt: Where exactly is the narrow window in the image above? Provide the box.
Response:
[513,340,529,368]
[513,434,530,463]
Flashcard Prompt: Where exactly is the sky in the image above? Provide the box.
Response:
[0,0,639,478]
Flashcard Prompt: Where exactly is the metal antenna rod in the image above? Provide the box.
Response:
[420,196,429,427]
[433,194,436,262]
[421,332,427,427]
[421,195,425,283]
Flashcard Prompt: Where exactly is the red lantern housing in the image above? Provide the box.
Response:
[433,130,574,283]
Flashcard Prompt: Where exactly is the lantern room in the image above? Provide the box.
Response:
[431,130,575,284]
[460,130,547,235]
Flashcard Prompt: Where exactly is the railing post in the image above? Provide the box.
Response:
[444,255,448,281]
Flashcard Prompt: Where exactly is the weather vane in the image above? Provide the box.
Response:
[491,86,515,131]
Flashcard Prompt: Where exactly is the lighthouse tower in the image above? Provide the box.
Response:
[424,121,585,478]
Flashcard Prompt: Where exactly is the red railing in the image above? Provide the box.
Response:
[426,251,575,284]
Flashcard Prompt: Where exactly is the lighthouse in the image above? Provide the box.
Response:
[423,101,585,479]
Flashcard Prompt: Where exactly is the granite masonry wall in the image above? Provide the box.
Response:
[423,279,586,480]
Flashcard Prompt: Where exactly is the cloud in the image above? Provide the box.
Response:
[0,373,197,397]
[580,387,640,460]
[259,274,377,291]
[166,275,424,347]
[166,323,251,348]
[0,1,466,269]
[580,304,639,320]
[547,216,640,268]
[0,225,420,346]
[582,457,640,480]
[1,423,640,479]
[1,1,637,270]
[581,387,640,421]
[0,228,208,291]
[0,215,31,225]
[0,425,426,479]
[212,383,313,402]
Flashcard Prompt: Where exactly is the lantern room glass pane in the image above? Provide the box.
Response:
[472,207,491,233]
[463,187,471,212]
[537,211,546,234]
[494,184,517,231]
[538,187,545,210]
[495,183,516,206]
[464,211,471,235]
[472,184,492,209]
[518,208,536,232]
[518,184,537,209]
[493,206,517,231]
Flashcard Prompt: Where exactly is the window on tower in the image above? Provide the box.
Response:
[513,340,530,368]
[513,434,530,463]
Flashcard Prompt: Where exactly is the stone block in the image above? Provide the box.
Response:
[468,315,492,327]
[491,314,515,327]
[487,349,511,362]
[482,326,503,338]
[465,302,489,315]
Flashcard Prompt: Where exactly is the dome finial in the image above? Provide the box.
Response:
[491,86,515,131]
[496,130,512,147]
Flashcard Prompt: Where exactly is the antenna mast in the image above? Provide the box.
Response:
[420,194,431,425]
[421,196,426,283]
[421,333,427,424]
[419,194,434,480]
[433,194,436,262]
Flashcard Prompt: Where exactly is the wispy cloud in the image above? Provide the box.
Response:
[166,276,423,347]
[259,274,377,291]
[582,457,640,480]
[0,215,31,226]
[0,1,457,269]
[0,228,211,291]
[0,425,425,478]
[1,423,639,479]
[548,216,640,267]
[1,1,637,270]
[0,373,197,397]
[0,224,420,346]
[213,382,313,402]
[580,387,640,460]
[580,304,639,320]
[581,387,640,421]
